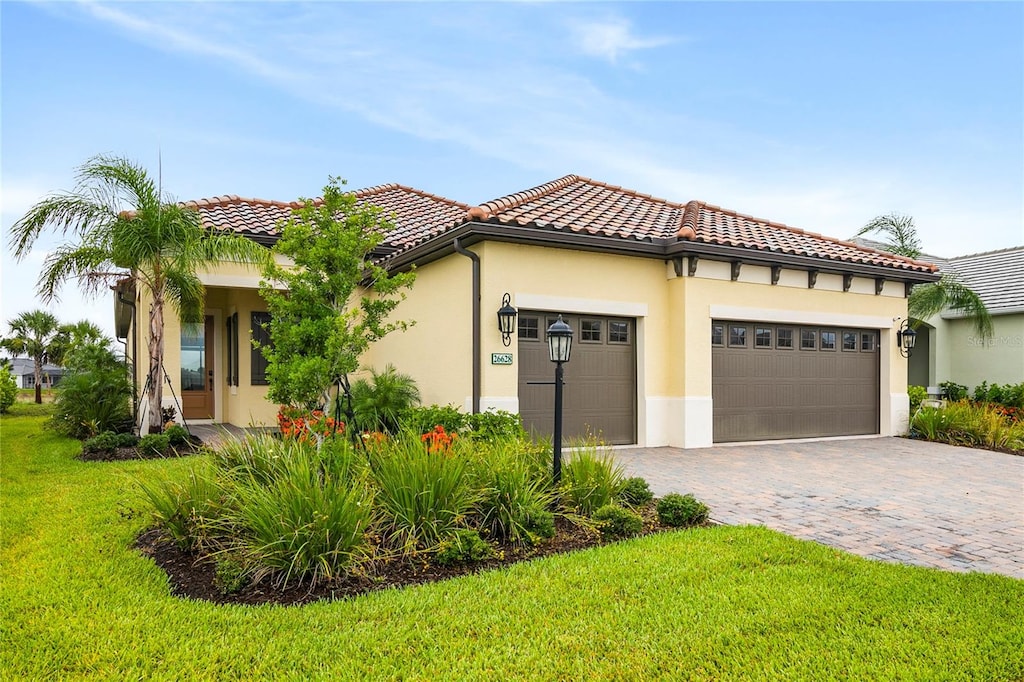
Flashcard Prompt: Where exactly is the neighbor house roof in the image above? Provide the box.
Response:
[943,247,1024,315]
[186,184,468,250]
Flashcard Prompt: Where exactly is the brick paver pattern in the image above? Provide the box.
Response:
[614,438,1023,578]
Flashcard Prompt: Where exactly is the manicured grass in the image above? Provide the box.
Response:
[2,406,1023,680]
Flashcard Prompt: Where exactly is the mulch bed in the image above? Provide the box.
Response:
[136,508,682,606]
[78,437,206,462]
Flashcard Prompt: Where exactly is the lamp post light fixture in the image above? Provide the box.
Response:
[546,315,573,483]
[896,318,917,358]
[497,293,518,347]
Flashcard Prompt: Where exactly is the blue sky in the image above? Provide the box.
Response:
[2,1,1022,339]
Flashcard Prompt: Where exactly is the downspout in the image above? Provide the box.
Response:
[453,238,481,414]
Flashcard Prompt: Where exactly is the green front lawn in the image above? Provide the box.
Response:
[2,404,1022,680]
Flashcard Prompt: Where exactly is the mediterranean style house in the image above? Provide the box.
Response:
[115,175,939,447]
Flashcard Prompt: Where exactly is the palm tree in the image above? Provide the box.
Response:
[9,155,270,432]
[51,320,111,370]
[0,310,60,403]
[858,214,993,338]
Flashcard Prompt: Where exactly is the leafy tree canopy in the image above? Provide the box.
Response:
[259,177,416,412]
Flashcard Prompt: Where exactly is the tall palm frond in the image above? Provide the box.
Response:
[857,213,923,259]
[909,275,994,338]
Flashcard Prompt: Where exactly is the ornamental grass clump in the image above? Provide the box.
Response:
[559,445,626,516]
[225,452,375,587]
[138,466,225,551]
[912,401,1024,452]
[371,433,478,553]
[471,441,555,546]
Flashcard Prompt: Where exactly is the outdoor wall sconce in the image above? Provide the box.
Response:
[497,293,517,347]
[547,315,573,483]
[896,318,917,358]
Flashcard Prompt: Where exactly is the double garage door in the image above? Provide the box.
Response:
[518,312,636,445]
[712,320,880,442]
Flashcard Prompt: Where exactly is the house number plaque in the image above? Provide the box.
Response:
[491,353,513,365]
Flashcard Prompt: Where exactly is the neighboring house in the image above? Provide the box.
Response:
[4,357,63,389]
[912,247,1023,390]
[116,175,939,447]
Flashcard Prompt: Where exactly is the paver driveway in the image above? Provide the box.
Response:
[614,437,1023,578]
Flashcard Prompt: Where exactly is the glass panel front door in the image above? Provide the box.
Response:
[181,316,214,419]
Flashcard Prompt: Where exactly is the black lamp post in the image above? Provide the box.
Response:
[896,318,917,358]
[497,293,518,347]
[546,315,573,483]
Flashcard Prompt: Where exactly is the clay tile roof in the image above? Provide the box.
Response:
[184,185,469,248]
[687,202,937,273]
[471,175,686,242]
[467,175,935,273]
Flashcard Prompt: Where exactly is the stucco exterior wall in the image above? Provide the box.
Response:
[940,314,1024,388]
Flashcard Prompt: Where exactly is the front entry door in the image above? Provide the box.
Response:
[181,316,214,420]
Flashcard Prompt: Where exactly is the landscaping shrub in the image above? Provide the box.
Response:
[226,452,374,587]
[940,381,968,402]
[467,409,524,442]
[82,431,121,454]
[371,433,478,552]
[908,385,928,413]
[403,404,469,436]
[911,401,1024,452]
[434,529,494,566]
[164,424,190,447]
[0,367,16,413]
[138,467,225,551]
[277,406,341,443]
[617,476,653,508]
[593,504,643,540]
[138,433,170,457]
[50,345,132,439]
[559,445,625,516]
[351,364,421,433]
[656,493,710,527]
[472,441,556,546]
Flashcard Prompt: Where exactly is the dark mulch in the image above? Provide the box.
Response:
[78,437,206,462]
[136,508,682,606]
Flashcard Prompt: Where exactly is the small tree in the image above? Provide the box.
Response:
[259,178,416,427]
[1,310,61,403]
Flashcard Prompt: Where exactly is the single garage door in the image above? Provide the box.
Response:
[518,312,636,445]
[712,321,879,442]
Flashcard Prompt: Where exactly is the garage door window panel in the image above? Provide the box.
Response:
[609,321,629,344]
[800,329,817,350]
[821,331,837,351]
[861,332,876,352]
[519,317,539,341]
[755,327,772,348]
[842,331,858,351]
[581,320,602,343]
[711,324,725,346]
[729,325,747,347]
[777,328,794,349]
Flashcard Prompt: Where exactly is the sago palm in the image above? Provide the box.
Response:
[9,155,270,432]
[858,213,993,337]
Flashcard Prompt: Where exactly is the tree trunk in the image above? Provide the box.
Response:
[33,357,42,404]
[146,296,165,433]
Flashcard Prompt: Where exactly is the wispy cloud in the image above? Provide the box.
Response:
[568,17,675,63]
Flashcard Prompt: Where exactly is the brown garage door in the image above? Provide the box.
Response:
[518,312,636,445]
[712,321,879,442]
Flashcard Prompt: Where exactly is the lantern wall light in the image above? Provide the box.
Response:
[896,318,917,358]
[497,293,517,347]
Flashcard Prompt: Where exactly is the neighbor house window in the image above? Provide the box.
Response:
[581,320,602,343]
[821,331,837,351]
[842,331,858,351]
[777,328,794,349]
[729,325,746,347]
[519,317,539,340]
[711,324,724,346]
[800,329,817,350]
[755,327,772,348]
[251,312,272,386]
[609,321,629,344]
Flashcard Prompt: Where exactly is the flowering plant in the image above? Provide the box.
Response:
[277,405,342,443]
[420,424,457,455]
